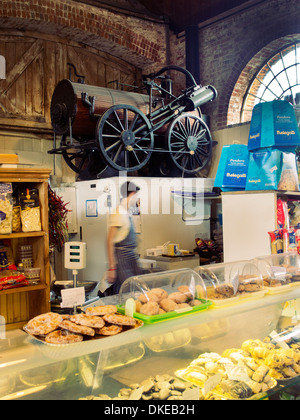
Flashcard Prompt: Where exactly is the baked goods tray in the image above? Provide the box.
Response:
[117,299,212,324]
[23,320,143,359]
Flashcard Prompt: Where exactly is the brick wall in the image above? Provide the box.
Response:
[170,0,300,132]
[201,0,300,131]
[0,0,167,70]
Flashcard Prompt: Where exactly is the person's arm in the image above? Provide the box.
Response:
[107,225,118,283]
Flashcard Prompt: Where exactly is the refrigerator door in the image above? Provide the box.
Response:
[75,180,111,284]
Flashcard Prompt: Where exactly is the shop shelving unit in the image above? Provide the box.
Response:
[0,168,51,330]
[222,190,300,263]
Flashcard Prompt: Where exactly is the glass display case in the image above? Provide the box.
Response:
[195,261,265,307]
[117,269,210,324]
[1,266,300,401]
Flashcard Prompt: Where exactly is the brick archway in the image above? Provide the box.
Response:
[0,0,165,69]
[227,34,300,126]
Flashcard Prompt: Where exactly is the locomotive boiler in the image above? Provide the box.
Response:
[48,65,217,178]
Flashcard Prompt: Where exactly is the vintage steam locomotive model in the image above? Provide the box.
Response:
[48,65,217,178]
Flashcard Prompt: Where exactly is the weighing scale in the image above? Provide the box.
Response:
[51,242,100,314]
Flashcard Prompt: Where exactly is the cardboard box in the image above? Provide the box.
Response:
[214,144,249,191]
[246,148,299,191]
[248,100,300,151]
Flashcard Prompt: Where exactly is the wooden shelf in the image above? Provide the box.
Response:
[0,168,52,330]
[0,284,48,296]
[0,232,46,240]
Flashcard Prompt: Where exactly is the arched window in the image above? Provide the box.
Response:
[241,42,300,123]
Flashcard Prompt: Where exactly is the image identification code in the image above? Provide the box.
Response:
[104,404,196,417]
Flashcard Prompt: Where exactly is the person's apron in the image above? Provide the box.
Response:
[113,216,141,295]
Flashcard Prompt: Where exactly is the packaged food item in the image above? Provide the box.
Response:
[19,188,41,232]
[268,230,283,254]
[246,148,299,191]
[0,240,17,271]
[12,187,21,233]
[214,144,249,192]
[24,267,40,284]
[0,183,13,234]
[17,244,33,268]
[288,228,297,252]
[0,270,28,291]
[277,199,289,229]
[288,201,300,226]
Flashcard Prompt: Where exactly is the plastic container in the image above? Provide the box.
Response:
[255,253,300,288]
[195,260,266,305]
[253,258,291,294]
[117,269,211,324]
[231,261,265,300]
[195,261,246,307]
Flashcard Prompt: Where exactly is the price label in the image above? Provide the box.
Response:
[203,373,222,395]
[269,330,290,349]
[231,273,239,295]
[60,287,85,308]
[225,365,250,382]
[182,387,201,400]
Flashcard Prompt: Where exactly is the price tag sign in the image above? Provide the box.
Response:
[231,273,239,295]
[203,373,222,395]
[0,315,5,340]
[269,330,290,349]
[61,287,85,308]
[182,387,201,400]
[225,365,250,382]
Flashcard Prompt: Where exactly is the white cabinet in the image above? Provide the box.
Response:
[222,191,278,262]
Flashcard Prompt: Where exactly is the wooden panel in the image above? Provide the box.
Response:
[0,293,29,327]
[0,31,142,134]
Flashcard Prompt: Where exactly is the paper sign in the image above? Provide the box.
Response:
[0,316,6,339]
[182,387,201,400]
[225,365,250,382]
[269,330,290,349]
[128,386,144,400]
[61,287,85,308]
[203,373,222,395]
[231,273,239,295]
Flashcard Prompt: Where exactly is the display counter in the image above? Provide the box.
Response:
[1,286,300,400]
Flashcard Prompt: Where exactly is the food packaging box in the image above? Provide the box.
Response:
[214,144,249,191]
[246,148,299,191]
[24,267,41,284]
[248,100,300,151]
[146,248,163,257]
[167,243,180,256]
[195,260,265,306]
[117,268,211,323]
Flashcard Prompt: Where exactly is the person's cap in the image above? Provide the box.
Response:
[120,181,140,198]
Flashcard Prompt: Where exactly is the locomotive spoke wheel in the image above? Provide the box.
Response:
[97,104,154,172]
[167,114,212,174]
[60,135,107,175]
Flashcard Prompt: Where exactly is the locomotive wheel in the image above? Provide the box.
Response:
[167,114,213,174]
[97,104,154,172]
[60,135,107,176]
